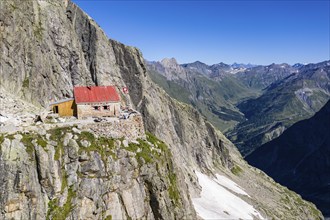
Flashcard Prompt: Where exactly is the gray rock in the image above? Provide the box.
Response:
[80,152,103,175]
[103,192,127,220]
[72,127,81,134]
[121,180,146,219]
[37,128,47,136]
[80,140,90,148]
[45,134,51,140]
[63,133,73,147]
[78,151,90,162]
[67,139,79,160]
[122,139,128,147]
[14,134,22,141]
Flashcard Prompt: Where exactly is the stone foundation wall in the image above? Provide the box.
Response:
[82,115,145,141]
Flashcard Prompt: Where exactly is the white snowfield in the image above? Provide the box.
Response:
[192,171,264,220]
[214,174,250,197]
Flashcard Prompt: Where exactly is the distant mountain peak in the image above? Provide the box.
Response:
[231,63,257,69]
[160,57,179,66]
[292,63,304,68]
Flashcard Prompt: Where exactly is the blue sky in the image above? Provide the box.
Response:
[72,0,329,65]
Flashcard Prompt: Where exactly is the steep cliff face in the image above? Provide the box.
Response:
[0,129,193,219]
[0,0,324,219]
[0,0,145,107]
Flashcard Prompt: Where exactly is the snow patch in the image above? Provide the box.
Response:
[192,171,264,220]
[214,174,249,196]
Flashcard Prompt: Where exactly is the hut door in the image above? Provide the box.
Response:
[54,106,59,113]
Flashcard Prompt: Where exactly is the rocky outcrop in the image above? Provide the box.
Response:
[0,128,193,219]
[0,0,324,219]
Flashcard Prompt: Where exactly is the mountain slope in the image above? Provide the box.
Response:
[235,63,297,90]
[147,59,258,131]
[246,100,330,217]
[0,0,323,219]
[228,61,330,155]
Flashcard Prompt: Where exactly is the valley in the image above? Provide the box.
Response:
[147,59,330,156]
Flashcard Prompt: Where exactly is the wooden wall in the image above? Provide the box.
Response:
[52,100,76,117]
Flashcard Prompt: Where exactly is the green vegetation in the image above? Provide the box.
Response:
[22,76,29,88]
[49,127,70,161]
[148,69,258,132]
[0,135,4,145]
[34,21,44,40]
[49,127,71,141]
[280,187,321,218]
[46,186,76,220]
[9,125,184,212]
[148,70,191,104]
[125,132,171,167]
[61,170,68,192]
[6,134,15,140]
[79,131,95,142]
[147,133,181,207]
[34,5,44,40]
[37,138,47,148]
[124,132,182,207]
[168,172,180,206]
[9,3,18,12]
[78,132,117,163]
[231,165,243,176]
[104,215,112,220]
[126,141,152,165]
[20,132,48,159]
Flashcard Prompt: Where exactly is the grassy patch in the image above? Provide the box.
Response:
[124,132,182,207]
[126,140,153,166]
[231,165,243,176]
[37,138,47,148]
[0,135,4,144]
[49,127,70,161]
[21,132,49,158]
[148,70,191,104]
[46,186,76,220]
[61,170,68,192]
[22,77,29,88]
[104,215,112,220]
[79,131,95,143]
[125,133,171,167]
[147,133,182,207]
[21,133,36,159]
[6,134,15,140]
[78,131,117,164]
[9,3,18,12]
[168,172,180,206]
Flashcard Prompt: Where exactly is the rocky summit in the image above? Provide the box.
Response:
[0,0,324,219]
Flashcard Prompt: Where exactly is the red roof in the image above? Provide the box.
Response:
[74,86,120,104]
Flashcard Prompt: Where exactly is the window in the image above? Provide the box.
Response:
[103,105,109,110]
[93,106,100,111]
